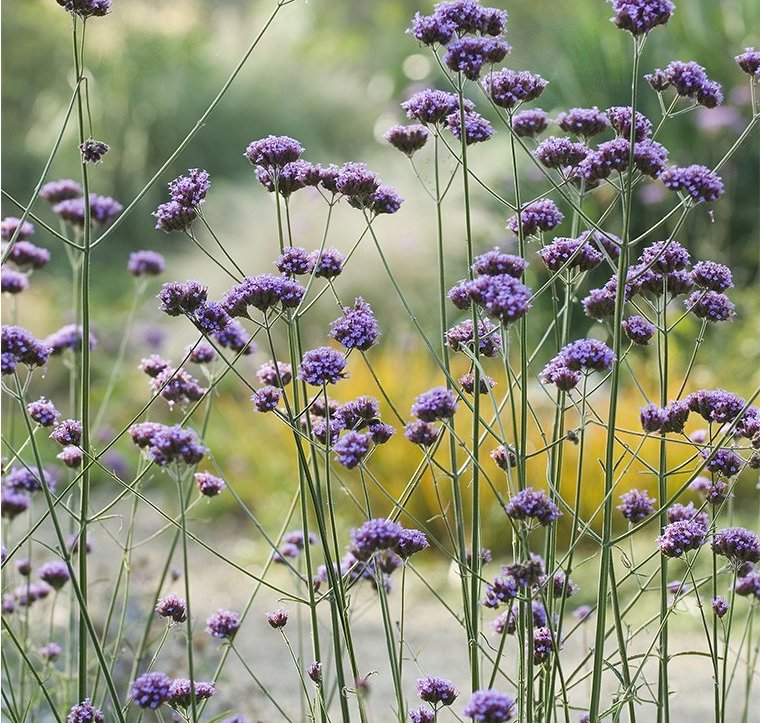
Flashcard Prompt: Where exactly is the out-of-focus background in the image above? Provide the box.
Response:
[2,0,759,542]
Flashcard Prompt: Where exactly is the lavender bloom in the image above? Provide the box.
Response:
[129,672,173,709]
[573,138,630,183]
[257,360,292,387]
[434,0,501,34]
[482,69,548,111]
[155,592,187,622]
[412,387,458,422]
[505,487,561,526]
[1,325,51,374]
[606,106,653,141]
[658,520,706,557]
[712,528,760,566]
[189,342,216,364]
[491,444,517,470]
[445,318,500,356]
[53,194,122,227]
[256,161,312,197]
[735,48,760,76]
[556,107,610,138]
[153,201,196,232]
[298,347,347,386]
[534,137,589,169]
[51,419,83,446]
[407,12,455,46]
[639,403,668,433]
[685,290,734,322]
[311,418,343,446]
[307,661,322,684]
[402,89,471,126]
[4,466,56,494]
[350,518,428,561]
[16,558,31,576]
[128,250,166,277]
[608,0,674,36]
[213,321,254,355]
[384,124,430,156]
[735,571,760,599]
[538,236,603,272]
[667,502,709,530]
[311,248,345,279]
[39,643,62,661]
[150,367,206,407]
[623,315,656,345]
[335,162,380,206]
[540,359,581,391]
[2,240,51,269]
[206,609,240,639]
[333,431,372,469]
[370,421,396,444]
[459,372,495,395]
[168,168,210,207]
[512,109,549,137]
[659,399,690,434]
[158,281,207,316]
[533,627,554,663]
[1,488,30,518]
[416,676,459,706]
[66,699,104,723]
[473,249,527,278]
[266,608,289,629]
[26,397,59,427]
[410,707,436,723]
[129,423,205,467]
[661,165,724,203]
[444,36,511,81]
[244,135,303,169]
[167,679,216,709]
[369,184,404,216]
[712,596,729,618]
[483,575,518,609]
[194,471,225,497]
[463,689,516,722]
[39,179,82,204]
[56,0,111,18]
[1,217,34,241]
[405,420,440,447]
[336,396,380,429]
[38,561,70,590]
[139,355,171,378]
[446,111,495,145]
[507,200,564,236]
[691,261,733,292]
[617,489,657,522]
[1,268,28,294]
[275,247,314,276]
[469,274,533,325]
[45,324,96,355]
[559,338,616,372]
[79,138,110,164]
[687,389,745,424]
[329,298,381,351]
[58,446,84,468]
[645,68,671,92]
[634,140,669,177]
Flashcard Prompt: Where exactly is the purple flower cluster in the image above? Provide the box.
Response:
[350,518,429,561]
[205,608,240,639]
[736,48,760,76]
[556,107,610,138]
[384,124,430,156]
[167,679,216,709]
[622,315,656,345]
[2,239,50,270]
[128,422,205,466]
[298,347,347,386]
[712,527,760,567]
[403,89,473,126]
[266,608,289,629]
[533,626,554,663]
[333,431,373,469]
[540,338,616,391]
[79,138,110,164]
[416,676,459,706]
[534,137,589,169]
[608,0,675,36]
[129,672,173,709]
[38,560,70,590]
[194,471,225,497]
[220,274,306,317]
[511,109,549,137]
[149,366,206,408]
[1,268,29,295]
[463,689,516,722]
[660,164,724,203]
[244,135,303,170]
[617,489,657,523]
[329,298,381,351]
[27,397,60,427]
[54,194,122,227]
[507,200,564,237]
[505,487,561,526]
[658,519,706,557]
[128,250,166,277]
[155,592,187,622]
[257,360,292,387]
[153,168,210,232]
[412,387,458,422]
[39,179,82,204]
[646,61,723,108]
[538,236,603,273]
[45,324,97,355]
[1,325,50,375]
[66,699,105,723]
[446,110,495,145]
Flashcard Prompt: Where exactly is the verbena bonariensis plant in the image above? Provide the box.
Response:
[1,0,759,722]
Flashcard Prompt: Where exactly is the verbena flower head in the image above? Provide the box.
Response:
[128,250,166,277]
[311,248,345,279]
[660,164,724,203]
[491,444,517,470]
[155,592,187,622]
[56,0,111,17]
[533,627,553,663]
[2,488,30,519]
[658,520,706,557]
[712,596,729,618]
[412,387,458,422]
[350,518,428,561]
[1,268,28,294]
[157,280,207,316]
[606,106,653,141]
[405,420,440,447]
[667,501,709,530]
[538,236,602,273]
[507,200,563,236]
[687,388,745,424]
[482,69,547,110]
[691,261,733,292]
[45,324,97,356]
[468,274,533,324]
[335,162,380,207]
[275,247,314,276]
[244,135,303,169]
[150,367,206,407]
[447,111,495,144]
[298,347,347,386]
[712,527,760,566]
[333,431,372,468]
[556,107,609,138]
[608,0,674,36]
[623,315,656,345]
[635,237,690,272]
[1,325,51,375]
[168,168,210,208]
[39,179,82,204]
[617,488,657,523]
[473,249,527,278]
[250,385,280,413]
[79,138,110,164]
[129,672,172,709]
[370,421,396,444]
[256,160,315,197]
[194,471,225,497]
[27,397,60,427]
[57,445,83,469]
[403,89,474,126]
[1,217,35,241]
[128,422,205,466]
[559,338,616,372]
[3,239,51,270]
[416,676,459,706]
[685,290,734,322]
[384,124,430,156]
[38,560,70,590]
[433,0,506,35]
[66,699,104,723]
[512,109,549,137]
[407,11,456,46]
[463,689,516,722]
[206,609,240,639]
[51,419,83,446]
[167,679,216,709]
[483,574,518,609]
[445,318,500,356]
[534,137,589,169]
[53,194,122,227]
[153,200,196,232]
[410,707,436,723]
[329,297,381,350]
[444,36,510,81]
[4,465,57,494]
[257,360,292,387]
[39,643,62,661]
[735,48,760,76]
[505,487,561,526]
[659,399,690,433]
[634,140,669,177]
[368,184,403,216]
[735,570,760,599]
[337,396,380,429]
[459,372,495,395]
